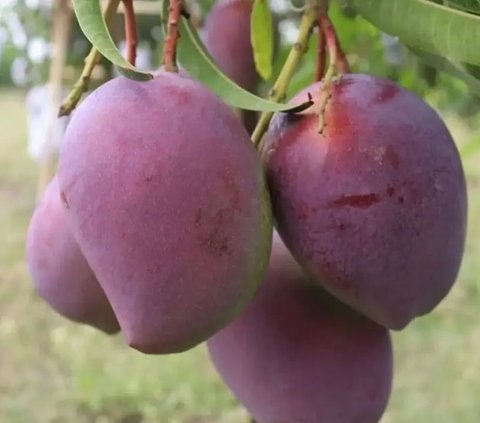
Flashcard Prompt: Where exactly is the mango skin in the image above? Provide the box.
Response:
[203,0,259,134]
[203,0,257,92]
[26,177,120,334]
[58,72,272,354]
[208,233,393,423]
[261,74,467,329]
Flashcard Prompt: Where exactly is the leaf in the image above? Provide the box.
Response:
[411,48,480,95]
[72,0,152,80]
[443,0,480,14]
[251,0,274,80]
[350,0,480,67]
[160,0,297,112]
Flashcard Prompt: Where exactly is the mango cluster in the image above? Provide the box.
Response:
[26,1,467,422]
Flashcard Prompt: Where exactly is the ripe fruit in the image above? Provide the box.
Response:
[261,74,467,329]
[203,0,257,92]
[208,233,393,423]
[203,0,259,134]
[58,71,272,354]
[26,177,120,334]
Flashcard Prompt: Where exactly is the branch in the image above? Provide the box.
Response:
[163,0,182,72]
[315,23,326,81]
[58,0,121,117]
[122,0,137,65]
[251,5,319,149]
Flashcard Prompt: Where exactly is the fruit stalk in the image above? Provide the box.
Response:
[122,0,137,65]
[163,0,183,72]
[316,13,350,133]
[251,4,319,148]
[315,21,326,81]
[320,13,350,74]
[59,0,121,117]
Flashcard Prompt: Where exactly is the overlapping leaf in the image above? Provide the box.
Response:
[251,0,274,80]
[351,0,480,66]
[72,0,152,80]
[443,0,480,14]
[160,0,300,112]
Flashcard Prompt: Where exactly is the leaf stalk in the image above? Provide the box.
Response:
[58,0,121,117]
[251,4,319,149]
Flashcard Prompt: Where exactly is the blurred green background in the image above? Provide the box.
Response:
[2,1,480,422]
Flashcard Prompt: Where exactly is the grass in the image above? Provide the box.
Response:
[1,88,480,422]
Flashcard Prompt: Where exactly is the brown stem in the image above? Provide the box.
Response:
[122,0,137,65]
[315,22,326,81]
[317,14,339,133]
[320,13,350,74]
[163,0,182,72]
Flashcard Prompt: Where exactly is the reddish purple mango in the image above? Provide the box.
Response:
[26,177,119,334]
[208,233,393,423]
[58,72,272,354]
[203,0,257,92]
[203,0,259,134]
[261,74,467,329]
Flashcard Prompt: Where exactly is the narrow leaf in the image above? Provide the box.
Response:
[72,0,152,80]
[351,0,480,67]
[251,0,274,80]
[443,0,480,14]
[411,48,480,96]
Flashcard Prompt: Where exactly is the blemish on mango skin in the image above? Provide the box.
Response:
[194,166,245,258]
[60,191,69,209]
[375,82,399,104]
[386,186,395,197]
[329,193,380,209]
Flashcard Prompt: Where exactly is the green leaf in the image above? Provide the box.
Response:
[443,0,480,14]
[251,0,274,80]
[72,0,152,80]
[160,1,296,112]
[411,48,480,95]
[350,0,480,67]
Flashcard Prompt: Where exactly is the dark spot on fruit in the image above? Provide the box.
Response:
[213,208,234,225]
[386,186,395,197]
[385,146,399,169]
[217,167,241,212]
[376,82,398,103]
[368,389,379,401]
[329,193,380,209]
[194,209,203,227]
[398,196,405,204]
[297,211,309,220]
[60,191,69,209]
[200,228,231,257]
